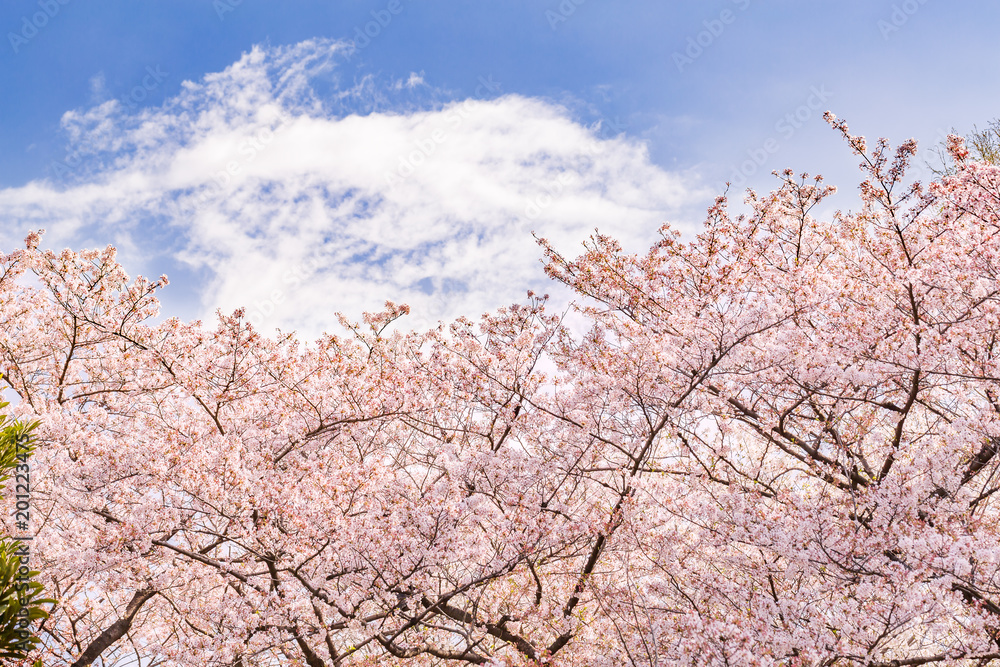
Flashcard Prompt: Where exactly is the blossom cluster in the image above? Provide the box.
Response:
[1,118,1000,665]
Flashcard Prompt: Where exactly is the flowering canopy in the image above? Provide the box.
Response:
[1,116,1000,666]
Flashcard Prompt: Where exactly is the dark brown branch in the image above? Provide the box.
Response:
[70,589,157,667]
[292,628,328,667]
[428,598,537,660]
[963,437,999,485]
[869,651,1000,666]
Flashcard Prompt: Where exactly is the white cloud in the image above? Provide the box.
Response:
[0,38,710,341]
[88,71,108,102]
[394,71,425,90]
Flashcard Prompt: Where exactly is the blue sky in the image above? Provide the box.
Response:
[1,0,998,340]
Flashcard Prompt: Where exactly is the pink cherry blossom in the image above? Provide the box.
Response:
[1,117,999,665]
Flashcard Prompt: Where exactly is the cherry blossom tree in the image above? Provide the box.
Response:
[0,115,999,665]
[931,118,1000,176]
[536,114,1000,665]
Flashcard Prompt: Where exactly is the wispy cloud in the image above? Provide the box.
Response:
[88,71,107,102]
[0,38,709,340]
